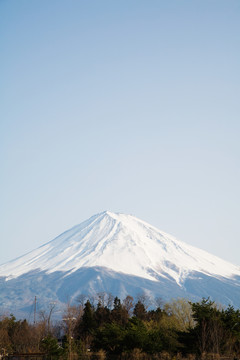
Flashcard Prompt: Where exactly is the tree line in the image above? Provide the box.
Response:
[0,294,240,360]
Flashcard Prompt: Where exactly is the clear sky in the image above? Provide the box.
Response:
[1,0,240,267]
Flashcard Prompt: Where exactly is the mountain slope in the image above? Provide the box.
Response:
[0,211,240,316]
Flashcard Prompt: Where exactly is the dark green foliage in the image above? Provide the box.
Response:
[222,305,240,355]
[190,297,222,354]
[124,317,148,352]
[111,297,129,326]
[177,329,197,355]
[74,300,96,339]
[40,336,64,360]
[94,322,125,354]
[183,298,240,356]
[1,296,240,359]
[133,300,147,320]
[223,305,240,337]
[147,307,163,322]
[81,300,96,335]
[95,302,111,327]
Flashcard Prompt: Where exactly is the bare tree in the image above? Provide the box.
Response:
[39,302,57,335]
[76,294,87,307]
[164,298,195,331]
[62,303,78,360]
[123,295,134,317]
[106,293,114,310]
[155,297,164,309]
[137,292,152,310]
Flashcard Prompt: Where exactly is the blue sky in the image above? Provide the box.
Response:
[1,0,240,266]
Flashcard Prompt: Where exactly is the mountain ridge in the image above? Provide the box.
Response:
[0,211,239,315]
[1,211,239,281]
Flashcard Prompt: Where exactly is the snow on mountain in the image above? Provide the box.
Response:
[1,211,240,283]
[0,211,240,315]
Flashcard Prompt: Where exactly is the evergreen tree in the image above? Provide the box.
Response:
[133,300,147,320]
[74,300,96,351]
[40,336,64,360]
[111,297,129,326]
[95,301,110,327]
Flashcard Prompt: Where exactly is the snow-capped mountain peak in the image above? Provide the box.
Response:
[1,211,240,285]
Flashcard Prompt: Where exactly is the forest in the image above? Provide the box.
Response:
[0,295,240,360]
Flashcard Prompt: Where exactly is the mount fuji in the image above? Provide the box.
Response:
[0,211,240,317]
